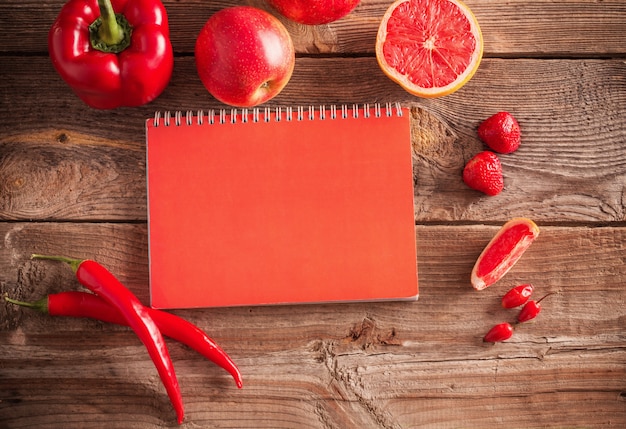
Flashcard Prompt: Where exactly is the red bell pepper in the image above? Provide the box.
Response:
[49,0,174,109]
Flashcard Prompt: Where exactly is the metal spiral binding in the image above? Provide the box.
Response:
[152,102,403,127]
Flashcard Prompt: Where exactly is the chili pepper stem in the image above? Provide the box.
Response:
[536,292,557,304]
[5,295,49,313]
[31,253,83,273]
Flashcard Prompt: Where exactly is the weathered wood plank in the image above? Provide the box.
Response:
[1,223,625,427]
[0,0,624,56]
[0,132,147,221]
[4,55,625,136]
[1,57,624,223]
[3,56,624,141]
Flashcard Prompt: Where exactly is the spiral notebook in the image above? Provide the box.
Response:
[146,103,418,309]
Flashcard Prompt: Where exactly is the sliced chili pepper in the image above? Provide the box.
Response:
[5,291,243,389]
[501,283,534,308]
[32,254,184,424]
[483,322,514,343]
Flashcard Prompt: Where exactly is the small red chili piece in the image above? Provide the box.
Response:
[518,292,555,323]
[5,291,243,389]
[32,254,184,424]
[483,322,514,343]
[501,283,534,308]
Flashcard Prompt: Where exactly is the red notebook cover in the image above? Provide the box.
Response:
[146,104,417,308]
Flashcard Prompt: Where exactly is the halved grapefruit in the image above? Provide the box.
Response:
[471,218,540,290]
[376,0,483,98]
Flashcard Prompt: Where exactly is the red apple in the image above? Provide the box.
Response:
[195,6,295,107]
[266,0,361,25]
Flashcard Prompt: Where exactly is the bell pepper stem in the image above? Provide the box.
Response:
[97,0,124,45]
[88,0,131,53]
[31,254,83,274]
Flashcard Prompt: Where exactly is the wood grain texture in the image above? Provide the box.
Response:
[0,0,625,55]
[1,57,624,223]
[1,56,624,141]
[1,223,625,427]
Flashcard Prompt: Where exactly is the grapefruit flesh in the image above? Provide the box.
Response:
[471,218,540,290]
[376,0,483,98]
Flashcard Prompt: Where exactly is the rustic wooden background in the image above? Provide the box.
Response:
[1,0,625,427]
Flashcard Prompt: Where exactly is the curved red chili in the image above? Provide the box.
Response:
[501,283,534,308]
[6,291,243,389]
[32,254,184,424]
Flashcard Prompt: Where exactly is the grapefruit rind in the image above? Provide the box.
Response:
[471,218,540,291]
[375,0,483,98]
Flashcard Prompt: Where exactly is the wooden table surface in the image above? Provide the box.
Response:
[1,0,625,427]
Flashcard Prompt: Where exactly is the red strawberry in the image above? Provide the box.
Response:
[477,112,521,154]
[463,151,504,196]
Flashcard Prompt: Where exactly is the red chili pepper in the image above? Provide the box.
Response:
[48,0,173,109]
[501,283,534,308]
[483,322,514,343]
[518,293,555,323]
[5,291,243,389]
[32,254,184,424]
